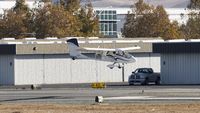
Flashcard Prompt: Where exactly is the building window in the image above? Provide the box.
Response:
[101,15,104,20]
[113,15,117,19]
[105,11,108,15]
[105,24,108,31]
[113,23,117,31]
[101,23,104,31]
[109,23,112,31]
[109,15,112,20]
[96,9,117,37]
[105,15,108,19]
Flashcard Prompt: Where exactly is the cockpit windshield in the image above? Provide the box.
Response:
[116,50,125,56]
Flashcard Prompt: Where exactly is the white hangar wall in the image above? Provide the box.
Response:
[14,55,44,85]
[13,53,160,85]
[161,53,200,84]
[14,54,123,85]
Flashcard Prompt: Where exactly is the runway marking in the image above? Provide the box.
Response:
[105,96,152,100]
[105,96,200,100]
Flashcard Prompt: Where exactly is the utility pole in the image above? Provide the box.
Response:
[122,63,125,82]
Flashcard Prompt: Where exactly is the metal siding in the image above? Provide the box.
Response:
[44,55,72,84]
[161,54,174,84]
[70,59,97,83]
[161,53,200,84]
[0,55,14,85]
[153,42,200,53]
[69,55,122,83]
[161,54,166,84]
[95,61,122,82]
[13,53,160,85]
[14,55,44,85]
[14,54,123,85]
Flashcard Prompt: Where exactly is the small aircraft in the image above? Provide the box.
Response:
[67,38,140,69]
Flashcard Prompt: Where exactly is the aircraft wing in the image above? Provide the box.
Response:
[81,46,140,51]
[81,47,116,51]
[118,46,141,51]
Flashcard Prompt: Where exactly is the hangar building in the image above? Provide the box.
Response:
[153,40,200,84]
[0,38,161,85]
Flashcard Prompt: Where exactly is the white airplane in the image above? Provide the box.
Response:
[67,38,140,69]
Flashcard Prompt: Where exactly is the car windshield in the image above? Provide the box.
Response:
[138,68,153,73]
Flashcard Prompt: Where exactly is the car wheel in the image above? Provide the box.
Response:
[142,78,149,85]
[155,77,160,85]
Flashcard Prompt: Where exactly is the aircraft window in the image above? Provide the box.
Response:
[116,51,124,56]
[106,51,114,56]
[125,54,132,58]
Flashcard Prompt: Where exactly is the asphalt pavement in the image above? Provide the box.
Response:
[1,83,200,104]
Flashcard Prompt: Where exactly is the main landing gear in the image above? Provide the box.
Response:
[107,63,124,69]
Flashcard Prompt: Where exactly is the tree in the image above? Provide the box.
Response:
[13,0,28,13]
[123,0,182,39]
[188,0,200,9]
[182,0,200,39]
[181,12,200,39]
[78,1,99,37]
[0,16,7,38]
[0,0,31,38]
[33,2,82,38]
[123,0,153,37]
[0,0,100,39]
[65,0,80,14]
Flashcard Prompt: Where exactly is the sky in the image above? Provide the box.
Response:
[0,0,190,8]
[81,0,190,8]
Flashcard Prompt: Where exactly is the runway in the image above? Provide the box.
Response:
[1,83,200,104]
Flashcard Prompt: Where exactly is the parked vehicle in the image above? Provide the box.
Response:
[128,68,160,85]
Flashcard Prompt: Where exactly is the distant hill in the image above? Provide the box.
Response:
[81,0,190,8]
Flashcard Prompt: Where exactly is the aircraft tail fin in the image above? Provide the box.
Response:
[67,38,87,59]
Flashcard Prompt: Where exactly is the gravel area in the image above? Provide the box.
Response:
[0,103,200,113]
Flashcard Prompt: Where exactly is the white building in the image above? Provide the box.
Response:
[0,38,161,85]
[94,7,194,37]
